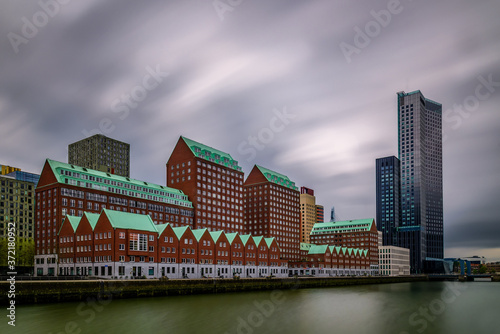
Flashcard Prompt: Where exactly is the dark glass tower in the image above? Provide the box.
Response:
[376,156,401,247]
[397,91,443,273]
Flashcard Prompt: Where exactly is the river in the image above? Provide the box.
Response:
[3,281,499,334]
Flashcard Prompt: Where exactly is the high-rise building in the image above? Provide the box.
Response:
[68,134,130,177]
[166,136,244,233]
[244,165,300,261]
[315,205,324,224]
[299,187,316,243]
[34,159,193,276]
[397,90,443,273]
[0,174,36,239]
[376,156,401,246]
[330,206,336,222]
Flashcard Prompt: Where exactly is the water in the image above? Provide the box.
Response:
[3,281,499,334]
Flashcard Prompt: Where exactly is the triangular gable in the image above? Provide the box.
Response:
[58,215,81,235]
[103,209,157,232]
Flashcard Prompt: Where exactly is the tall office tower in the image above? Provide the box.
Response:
[166,136,244,233]
[34,159,193,276]
[244,165,300,261]
[397,91,443,273]
[299,187,316,243]
[330,206,336,222]
[68,135,130,177]
[376,156,401,247]
[315,205,324,224]
[0,174,36,239]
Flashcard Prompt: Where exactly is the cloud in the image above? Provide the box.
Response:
[1,0,499,257]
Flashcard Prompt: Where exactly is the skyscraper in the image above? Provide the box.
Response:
[299,187,316,243]
[397,90,443,273]
[330,206,335,222]
[166,136,245,233]
[68,134,130,177]
[244,165,300,261]
[376,156,401,247]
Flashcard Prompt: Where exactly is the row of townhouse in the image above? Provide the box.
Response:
[55,209,288,279]
[288,243,373,277]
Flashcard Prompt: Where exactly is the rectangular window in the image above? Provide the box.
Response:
[129,233,147,251]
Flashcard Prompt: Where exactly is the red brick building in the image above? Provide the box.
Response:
[57,209,287,279]
[289,244,371,276]
[35,159,193,276]
[166,136,244,233]
[244,165,301,261]
[310,218,379,271]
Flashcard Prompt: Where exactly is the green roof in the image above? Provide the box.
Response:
[45,159,192,208]
[181,137,242,172]
[311,218,374,235]
[172,226,190,240]
[192,228,209,242]
[103,209,157,232]
[264,237,277,248]
[84,212,100,230]
[256,165,298,190]
[155,223,171,236]
[239,234,252,246]
[300,243,313,251]
[58,215,81,235]
[308,244,329,255]
[225,232,239,245]
[252,236,264,246]
[209,230,224,243]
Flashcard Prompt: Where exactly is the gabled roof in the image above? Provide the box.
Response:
[308,244,329,255]
[225,232,239,245]
[181,136,242,172]
[253,236,264,247]
[255,165,298,190]
[172,226,190,240]
[192,228,209,242]
[264,237,276,248]
[102,209,157,232]
[311,218,375,235]
[84,212,100,230]
[155,223,171,236]
[239,234,253,246]
[44,159,192,207]
[58,215,81,235]
[209,230,225,243]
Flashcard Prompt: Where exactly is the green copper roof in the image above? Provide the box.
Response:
[155,223,171,236]
[311,218,374,235]
[264,237,277,248]
[192,228,209,242]
[172,226,190,240]
[58,215,81,235]
[103,209,157,232]
[300,243,313,251]
[308,244,329,255]
[181,136,242,172]
[239,234,252,246]
[225,232,239,245]
[45,159,192,208]
[209,230,224,243]
[256,165,298,190]
[252,236,264,247]
[84,212,100,230]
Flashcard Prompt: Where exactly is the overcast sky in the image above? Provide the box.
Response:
[1,0,499,262]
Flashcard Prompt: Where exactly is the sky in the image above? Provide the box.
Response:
[1,0,499,262]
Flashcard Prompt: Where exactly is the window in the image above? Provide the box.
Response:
[129,233,147,251]
[149,235,154,241]
[119,244,125,250]
[119,232,125,239]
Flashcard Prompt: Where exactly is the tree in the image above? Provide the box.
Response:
[479,264,488,274]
